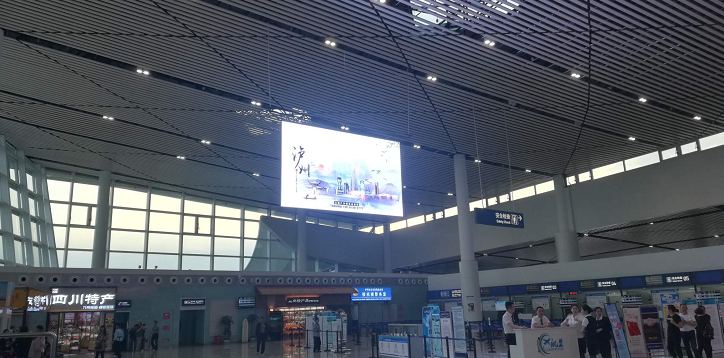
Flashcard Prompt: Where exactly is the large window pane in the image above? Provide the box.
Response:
[72,183,99,204]
[319,219,335,227]
[214,257,240,271]
[30,222,39,242]
[182,255,210,270]
[9,187,19,208]
[270,240,293,259]
[70,205,90,226]
[109,253,144,269]
[244,221,260,238]
[244,239,268,257]
[214,237,240,256]
[147,254,178,270]
[148,233,179,253]
[681,142,698,154]
[215,204,241,219]
[625,152,660,171]
[149,212,180,233]
[592,161,624,179]
[271,259,293,272]
[389,220,406,232]
[53,226,67,248]
[110,231,145,252]
[150,189,182,212]
[245,206,267,220]
[444,206,458,218]
[26,172,35,193]
[184,197,212,216]
[661,148,678,160]
[113,186,148,209]
[28,197,37,217]
[14,240,24,264]
[198,217,211,234]
[406,215,425,228]
[511,186,535,201]
[244,257,268,271]
[12,214,23,235]
[271,210,293,220]
[65,250,92,268]
[67,228,94,249]
[338,222,353,230]
[215,218,241,237]
[700,132,724,151]
[111,209,146,230]
[535,181,555,194]
[50,203,69,225]
[56,249,65,267]
[183,235,211,254]
[47,179,71,202]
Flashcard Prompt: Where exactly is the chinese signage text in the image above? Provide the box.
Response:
[474,208,525,229]
[27,288,116,312]
[351,287,392,302]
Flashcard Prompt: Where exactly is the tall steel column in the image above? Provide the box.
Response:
[16,151,35,266]
[0,135,17,265]
[453,154,482,322]
[296,209,307,272]
[383,223,392,273]
[553,175,580,262]
[91,171,111,269]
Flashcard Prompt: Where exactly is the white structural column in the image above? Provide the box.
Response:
[91,171,111,269]
[383,223,392,273]
[16,151,35,266]
[296,209,307,272]
[553,175,580,263]
[0,135,17,264]
[453,153,482,322]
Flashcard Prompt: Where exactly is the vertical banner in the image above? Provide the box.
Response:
[451,306,467,357]
[623,307,647,356]
[704,301,724,352]
[431,306,443,358]
[439,312,453,357]
[422,306,433,356]
[606,304,631,358]
[640,306,664,350]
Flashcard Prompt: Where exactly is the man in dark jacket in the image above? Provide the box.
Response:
[584,307,613,358]
[128,323,139,351]
[12,326,32,358]
[255,317,268,354]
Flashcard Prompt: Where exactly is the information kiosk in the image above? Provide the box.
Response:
[509,327,579,358]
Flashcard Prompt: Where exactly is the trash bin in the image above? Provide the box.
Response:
[214,335,223,345]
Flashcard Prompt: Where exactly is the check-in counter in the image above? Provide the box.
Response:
[509,327,579,358]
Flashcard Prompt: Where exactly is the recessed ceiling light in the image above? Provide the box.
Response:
[426,76,437,81]
[529,245,533,247]
[715,235,720,238]
[200,140,211,145]
[252,173,260,177]
[413,144,421,149]
[483,253,488,256]
[628,137,636,141]
[102,115,114,120]
[378,0,386,3]
[649,245,654,248]
[649,222,654,225]
[417,203,420,206]
[447,193,453,196]
[584,233,589,237]
[484,39,491,45]
[474,159,481,163]
[136,69,143,74]
[525,169,532,173]
[325,40,331,45]
[515,257,519,260]
[176,155,185,160]
[571,73,581,78]
[694,116,702,120]
[143,70,150,75]
[675,249,680,251]
[340,126,349,131]
[489,41,496,46]
[403,185,406,188]
[638,97,647,103]
[330,42,336,47]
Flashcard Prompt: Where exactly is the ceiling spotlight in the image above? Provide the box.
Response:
[715,235,720,238]
[694,116,702,120]
[176,155,185,160]
[474,159,481,163]
[325,40,331,45]
[675,249,680,251]
[330,42,336,47]
[447,193,453,196]
[142,70,149,75]
[584,233,589,237]
[649,222,654,225]
[252,173,260,177]
[649,245,654,248]
[136,69,143,74]
[638,97,647,103]
[200,140,211,145]
[628,137,636,141]
[416,203,420,206]
[571,73,581,78]
[102,115,114,120]
[379,0,386,3]
[529,245,533,247]
[483,253,488,256]
[525,169,532,173]
[403,185,406,188]
[484,39,491,45]
[426,76,437,81]
[489,41,496,46]
[413,144,421,149]
[515,257,519,260]
[341,126,349,131]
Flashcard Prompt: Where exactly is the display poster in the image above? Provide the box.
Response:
[606,304,631,358]
[495,301,507,311]
[431,306,443,358]
[451,306,467,357]
[704,301,724,352]
[306,313,315,348]
[481,298,497,312]
[531,296,550,310]
[422,306,433,356]
[280,121,403,216]
[379,336,409,358]
[651,289,675,307]
[440,312,454,357]
[586,293,608,309]
[640,306,664,350]
[658,292,680,306]
[623,307,647,356]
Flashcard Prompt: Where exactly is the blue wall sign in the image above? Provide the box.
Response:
[663,273,692,285]
[352,287,392,301]
[474,208,525,229]
[238,296,255,308]
[116,300,132,308]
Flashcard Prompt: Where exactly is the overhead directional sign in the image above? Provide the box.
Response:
[474,208,524,229]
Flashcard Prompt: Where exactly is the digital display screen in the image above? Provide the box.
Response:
[238,296,255,308]
[281,122,403,216]
[351,287,392,301]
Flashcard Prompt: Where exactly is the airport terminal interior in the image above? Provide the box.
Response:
[1,1,724,357]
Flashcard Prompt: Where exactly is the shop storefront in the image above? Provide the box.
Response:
[25,287,117,354]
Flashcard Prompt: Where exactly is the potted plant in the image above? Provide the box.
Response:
[220,315,234,342]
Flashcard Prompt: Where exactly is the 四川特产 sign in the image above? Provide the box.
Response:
[474,208,524,229]
[26,287,117,312]
[351,287,392,302]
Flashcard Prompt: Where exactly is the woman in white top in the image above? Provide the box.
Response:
[561,304,587,358]
[531,306,555,328]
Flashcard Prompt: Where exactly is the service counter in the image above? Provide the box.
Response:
[509,327,579,358]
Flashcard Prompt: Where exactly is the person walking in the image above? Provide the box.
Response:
[561,305,587,358]
[312,317,321,352]
[255,316,268,354]
[12,326,32,358]
[128,323,138,351]
[695,307,713,358]
[502,301,527,358]
[27,326,45,358]
[94,327,107,358]
[113,324,125,358]
[139,324,147,352]
[584,307,612,358]
[150,321,159,351]
[667,305,685,358]
[531,306,555,328]
[679,303,698,358]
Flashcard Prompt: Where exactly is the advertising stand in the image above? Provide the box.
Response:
[623,307,647,356]
[605,304,631,358]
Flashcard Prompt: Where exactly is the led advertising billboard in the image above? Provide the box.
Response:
[281,122,403,216]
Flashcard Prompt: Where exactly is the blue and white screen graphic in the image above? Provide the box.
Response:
[351,287,392,301]
[281,122,403,216]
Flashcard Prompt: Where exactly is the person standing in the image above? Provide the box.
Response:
[12,326,32,358]
[113,324,125,358]
[584,307,612,358]
[128,323,138,351]
[561,305,587,358]
[695,307,713,358]
[94,327,107,358]
[255,317,268,354]
[503,301,527,358]
[667,305,684,358]
[679,304,698,358]
[139,324,147,352]
[27,326,45,358]
[312,317,321,352]
[150,321,159,351]
[531,306,555,328]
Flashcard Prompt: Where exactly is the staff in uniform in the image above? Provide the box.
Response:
[503,301,527,358]
[583,307,612,358]
[562,304,587,358]
[531,306,555,328]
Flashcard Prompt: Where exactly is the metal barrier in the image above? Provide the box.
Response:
[282,329,344,352]
[0,332,57,358]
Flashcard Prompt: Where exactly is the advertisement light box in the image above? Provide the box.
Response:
[351,287,392,301]
[281,122,403,216]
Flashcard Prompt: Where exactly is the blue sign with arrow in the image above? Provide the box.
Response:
[474,208,524,229]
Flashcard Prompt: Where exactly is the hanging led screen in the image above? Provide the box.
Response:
[281,122,403,216]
